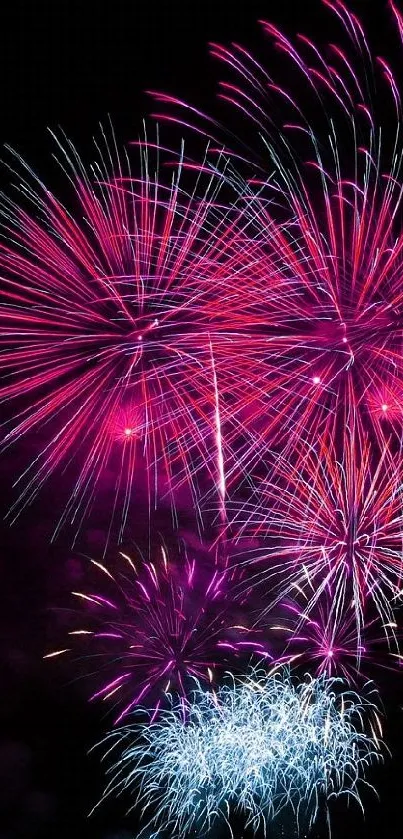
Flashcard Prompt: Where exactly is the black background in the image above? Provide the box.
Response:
[0,1,402,837]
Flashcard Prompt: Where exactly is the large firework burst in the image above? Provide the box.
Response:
[153,1,403,457]
[0,128,267,547]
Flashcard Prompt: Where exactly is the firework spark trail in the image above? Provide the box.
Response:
[210,340,226,520]
[44,545,267,723]
[0,128,282,547]
[95,665,382,837]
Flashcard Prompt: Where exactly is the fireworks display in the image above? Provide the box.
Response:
[3,0,403,835]
[97,666,383,837]
[149,0,403,673]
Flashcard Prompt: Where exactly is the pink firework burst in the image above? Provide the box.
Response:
[44,544,267,723]
[0,129,266,546]
[152,1,403,455]
[230,427,403,650]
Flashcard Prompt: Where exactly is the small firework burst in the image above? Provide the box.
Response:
[229,428,403,651]
[45,544,267,723]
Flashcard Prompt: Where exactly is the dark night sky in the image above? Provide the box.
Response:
[0,1,402,838]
